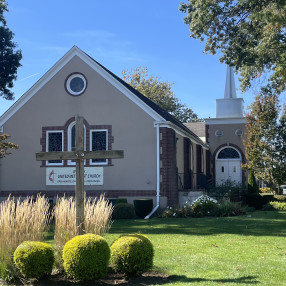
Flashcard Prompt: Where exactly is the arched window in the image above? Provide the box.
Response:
[68,122,86,165]
[217,147,240,159]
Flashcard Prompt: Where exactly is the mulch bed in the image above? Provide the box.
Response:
[2,269,170,286]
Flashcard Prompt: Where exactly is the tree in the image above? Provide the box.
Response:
[243,93,286,191]
[179,0,286,95]
[122,67,201,122]
[0,0,21,158]
[0,0,22,100]
[0,133,18,158]
[247,170,259,194]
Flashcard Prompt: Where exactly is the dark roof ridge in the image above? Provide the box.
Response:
[82,50,204,144]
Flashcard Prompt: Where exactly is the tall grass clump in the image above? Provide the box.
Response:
[54,195,113,269]
[0,195,50,281]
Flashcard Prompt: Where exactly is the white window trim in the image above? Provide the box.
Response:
[46,130,64,166]
[66,73,87,96]
[90,129,108,166]
[67,122,86,165]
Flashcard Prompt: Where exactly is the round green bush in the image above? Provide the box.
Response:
[112,203,134,219]
[133,199,153,218]
[116,198,128,204]
[13,241,54,279]
[110,234,154,276]
[62,233,110,281]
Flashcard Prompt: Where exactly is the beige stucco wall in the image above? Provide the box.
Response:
[207,123,246,156]
[0,56,157,193]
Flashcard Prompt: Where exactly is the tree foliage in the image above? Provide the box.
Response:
[0,0,22,100]
[243,93,286,190]
[122,67,200,122]
[180,0,286,94]
[0,133,18,158]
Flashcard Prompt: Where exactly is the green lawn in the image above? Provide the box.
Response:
[103,211,286,286]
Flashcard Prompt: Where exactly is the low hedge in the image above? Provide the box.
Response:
[246,193,274,210]
[110,234,154,276]
[62,233,110,281]
[13,241,54,279]
[262,201,286,211]
[112,203,134,219]
[274,195,286,202]
[133,199,153,218]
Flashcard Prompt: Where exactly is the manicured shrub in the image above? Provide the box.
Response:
[112,203,134,219]
[133,199,153,218]
[13,241,54,279]
[110,234,154,276]
[116,198,128,204]
[248,171,259,193]
[54,195,113,270]
[246,193,274,209]
[62,234,110,281]
[0,195,51,282]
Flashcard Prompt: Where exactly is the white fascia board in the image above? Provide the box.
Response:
[0,47,79,126]
[154,121,209,150]
[0,46,164,126]
[205,117,246,125]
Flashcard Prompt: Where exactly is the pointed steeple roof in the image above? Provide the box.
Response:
[215,65,244,118]
[224,66,237,99]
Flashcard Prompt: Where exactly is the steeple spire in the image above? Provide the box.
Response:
[215,65,244,118]
[224,66,236,99]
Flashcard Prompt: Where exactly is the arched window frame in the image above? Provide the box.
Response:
[216,146,241,160]
[67,121,86,165]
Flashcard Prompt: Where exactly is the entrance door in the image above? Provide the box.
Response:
[215,147,242,186]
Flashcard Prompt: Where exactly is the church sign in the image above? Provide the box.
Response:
[46,167,103,186]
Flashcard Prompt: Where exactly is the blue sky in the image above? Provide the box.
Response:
[1,0,257,119]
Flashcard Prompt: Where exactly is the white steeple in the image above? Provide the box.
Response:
[224,66,236,99]
[216,66,244,118]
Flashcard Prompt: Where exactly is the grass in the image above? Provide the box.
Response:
[103,211,286,286]
[2,211,286,285]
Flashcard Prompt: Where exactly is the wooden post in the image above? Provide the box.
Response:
[75,116,85,235]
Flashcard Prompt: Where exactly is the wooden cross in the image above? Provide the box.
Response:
[36,116,124,235]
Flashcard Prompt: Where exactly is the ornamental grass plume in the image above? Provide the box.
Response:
[54,194,113,269]
[0,195,50,280]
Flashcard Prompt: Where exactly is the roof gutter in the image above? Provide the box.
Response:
[145,122,161,219]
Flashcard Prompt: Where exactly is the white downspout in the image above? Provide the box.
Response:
[145,123,160,219]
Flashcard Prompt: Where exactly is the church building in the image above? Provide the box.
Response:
[205,66,247,188]
[0,46,212,208]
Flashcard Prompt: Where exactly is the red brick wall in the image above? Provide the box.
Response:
[160,127,178,207]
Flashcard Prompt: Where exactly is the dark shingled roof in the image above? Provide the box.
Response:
[184,122,206,138]
[83,50,205,146]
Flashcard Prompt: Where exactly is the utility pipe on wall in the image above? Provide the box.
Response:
[145,122,160,219]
